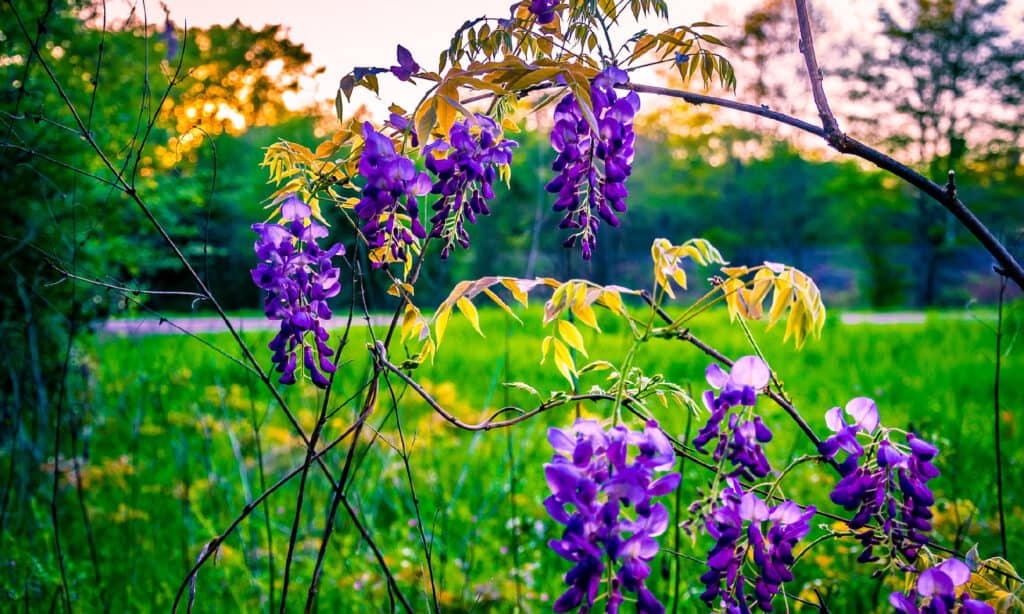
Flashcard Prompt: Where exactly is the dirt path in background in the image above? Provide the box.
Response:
[99,312,937,336]
[100,315,393,336]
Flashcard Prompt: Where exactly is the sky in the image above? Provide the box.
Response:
[98,0,820,113]
[102,0,1021,117]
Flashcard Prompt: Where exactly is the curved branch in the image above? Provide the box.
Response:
[376,349,607,430]
[621,82,825,136]
[618,80,1024,292]
[789,0,1023,290]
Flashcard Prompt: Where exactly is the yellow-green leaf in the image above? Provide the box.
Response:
[456,296,483,336]
[572,302,600,331]
[482,287,522,324]
[551,337,576,385]
[435,307,452,345]
[558,320,588,357]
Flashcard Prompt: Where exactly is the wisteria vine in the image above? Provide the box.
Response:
[242,3,1018,611]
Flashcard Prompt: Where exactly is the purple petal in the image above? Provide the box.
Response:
[937,559,970,586]
[846,397,879,433]
[731,356,770,390]
[917,568,954,598]
[280,195,312,221]
[547,427,575,454]
[824,406,846,432]
[648,473,680,497]
[705,363,729,389]
[739,492,768,522]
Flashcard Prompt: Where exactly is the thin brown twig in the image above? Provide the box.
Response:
[170,414,368,613]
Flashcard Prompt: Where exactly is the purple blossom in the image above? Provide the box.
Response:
[818,397,880,469]
[528,0,558,24]
[890,558,994,614]
[693,356,775,479]
[545,65,640,260]
[251,195,344,387]
[699,480,815,612]
[822,399,940,562]
[385,112,418,148]
[425,114,517,258]
[389,45,419,81]
[355,122,431,266]
[544,419,678,613]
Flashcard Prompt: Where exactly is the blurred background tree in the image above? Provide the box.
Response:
[841,0,1024,305]
[0,0,324,552]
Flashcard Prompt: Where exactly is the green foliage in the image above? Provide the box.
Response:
[2,309,1018,611]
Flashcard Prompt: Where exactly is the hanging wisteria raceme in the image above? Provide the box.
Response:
[820,398,940,562]
[424,114,517,258]
[890,558,995,614]
[693,356,775,479]
[699,479,815,612]
[355,122,432,266]
[544,419,680,613]
[251,195,344,388]
[545,65,640,260]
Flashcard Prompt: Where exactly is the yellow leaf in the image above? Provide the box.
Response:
[540,335,553,363]
[435,307,452,345]
[558,320,588,357]
[572,302,600,331]
[401,304,419,343]
[508,66,562,90]
[766,272,793,331]
[501,278,529,307]
[572,282,587,310]
[784,299,807,348]
[436,80,461,138]
[742,268,775,320]
[456,296,483,336]
[314,140,338,158]
[482,287,522,324]
[671,268,687,291]
[721,265,749,277]
[722,278,745,322]
[551,337,576,385]
[415,99,437,144]
[598,289,624,314]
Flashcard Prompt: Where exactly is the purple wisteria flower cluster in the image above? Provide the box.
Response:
[820,397,940,562]
[425,114,518,258]
[890,558,994,614]
[355,122,432,266]
[544,418,680,613]
[528,0,558,24]
[692,356,774,480]
[251,195,344,387]
[700,479,815,612]
[545,66,640,260]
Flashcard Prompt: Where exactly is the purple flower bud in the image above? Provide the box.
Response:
[545,67,639,259]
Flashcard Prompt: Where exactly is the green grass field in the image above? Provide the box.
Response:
[4,303,1022,612]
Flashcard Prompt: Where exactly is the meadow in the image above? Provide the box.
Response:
[6,303,1022,612]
